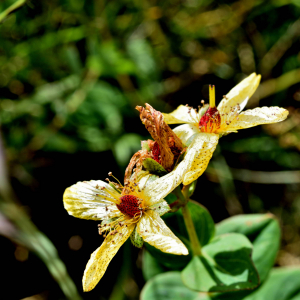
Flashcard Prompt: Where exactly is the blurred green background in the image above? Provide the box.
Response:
[1,0,300,299]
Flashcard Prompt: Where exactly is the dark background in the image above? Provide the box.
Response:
[1,0,300,299]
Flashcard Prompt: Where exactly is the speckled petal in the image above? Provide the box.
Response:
[162,105,199,125]
[218,73,261,115]
[137,210,188,255]
[225,106,289,132]
[63,180,121,220]
[182,132,219,185]
[82,224,135,291]
[143,133,218,204]
[173,124,200,146]
[143,162,186,206]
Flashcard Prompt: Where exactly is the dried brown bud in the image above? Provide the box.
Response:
[136,104,183,171]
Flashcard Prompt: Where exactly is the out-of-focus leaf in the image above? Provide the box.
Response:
[216,214,280,282]
[244,267,300,300]
[113,133,143,167]
[13,26,87,56]
[181,233,259,292]
[127,39,158,80]
[179,201,215,247]
[142,250,165,281]
[141,271,203,300]
[145,242,192,270]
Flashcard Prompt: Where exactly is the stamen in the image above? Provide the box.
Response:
[99,186,121,204]
[108,172,124,189]
[209,85,216,108]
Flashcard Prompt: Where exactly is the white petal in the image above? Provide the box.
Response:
[173,124,200,146]
[162,105,199,125]
[225,106,289,132]
[143,162,187,206]
[82,224,135,291]
[218,73,261,115]
[144,133,219,204]
[182,133,219,185]
[63,180,121,220]
[137,210,188,255]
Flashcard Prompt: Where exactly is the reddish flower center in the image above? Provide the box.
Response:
[199,106,221,133]
[152,142,161,164]
[117,195,141,218]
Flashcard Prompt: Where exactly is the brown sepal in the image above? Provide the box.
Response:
[136,104,183,171]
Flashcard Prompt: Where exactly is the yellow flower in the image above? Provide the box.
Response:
[63,175,188,292]
[162,73,289,185]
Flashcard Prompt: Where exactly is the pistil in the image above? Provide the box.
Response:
[199,85,221,133]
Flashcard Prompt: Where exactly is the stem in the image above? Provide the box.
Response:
[181,204,202,256]
[172,183,202,256]
[0,0,26,23]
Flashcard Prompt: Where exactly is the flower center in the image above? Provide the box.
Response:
[117,195,142,218]
[199,85,221,133]
[152,142,161,164]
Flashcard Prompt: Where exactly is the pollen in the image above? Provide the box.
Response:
[117,195,142,218]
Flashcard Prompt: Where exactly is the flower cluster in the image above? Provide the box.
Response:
[63,73,288,291]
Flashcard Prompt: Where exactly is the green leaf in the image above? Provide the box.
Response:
[182,201,215,247]
[142,251,165,281]
[142,158,168,176]
[141,266,300,300]
[141,271,203,300]
[145,242,192,270]
[164,201,215,247]
[216,214,280,282]
[181,233,259,292]
[244,267,300,300]
[113,133,143,167]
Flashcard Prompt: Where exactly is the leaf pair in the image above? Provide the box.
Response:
[142,210,281,298]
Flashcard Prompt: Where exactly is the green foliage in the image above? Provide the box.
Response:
[141,267,300,300]
[142,212,282,298]
[141,272,199,300]
[245,268,300,300]
[1,0,300,299]
[181,234,259,292]
[142,251,165,282]
[216,214,281,282]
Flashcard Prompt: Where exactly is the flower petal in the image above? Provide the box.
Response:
[143,163,186,206]
[225,106,289,132]
[137,210,188,255]
[173,124,199,146]
[162,105,199,125]
[63,180,121,220]
[82,224,135,291]
[182,132,219,185]
[144,133,219,204]
[218,73,261,115]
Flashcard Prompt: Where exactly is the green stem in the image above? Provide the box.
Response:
[181,204,202,256]
[0,0,27,23]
